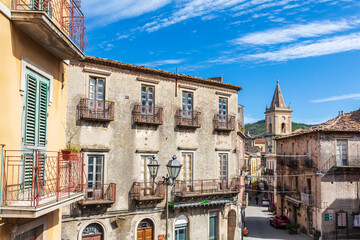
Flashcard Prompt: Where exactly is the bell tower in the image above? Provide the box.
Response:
[265,81,292,154]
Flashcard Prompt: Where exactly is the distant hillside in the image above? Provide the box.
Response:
[245,120,313,138]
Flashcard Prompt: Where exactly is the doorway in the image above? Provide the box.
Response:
[227,210,236,240]
[137,219,154,240]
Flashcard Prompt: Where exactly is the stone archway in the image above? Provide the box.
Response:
[137,218,154,240]
[228,210,236,240]
[82,223,104,240]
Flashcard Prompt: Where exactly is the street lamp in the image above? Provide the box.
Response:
[148,155,183,240]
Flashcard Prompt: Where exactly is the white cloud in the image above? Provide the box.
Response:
[137,59,185,67]
[244,32,360,62]
[83,0,171,26]
[310,93,360,103]
[234,19,360,45]
[142,0,247,32]
[244,115,259,124]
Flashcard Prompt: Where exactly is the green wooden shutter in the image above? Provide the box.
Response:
[38,81,48,147]
[31,0,40,10]
[23,153,34,190]
[24,75,37,146]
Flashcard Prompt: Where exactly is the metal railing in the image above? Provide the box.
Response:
[213,115,235,131]
[174,178,239,197]
[300,155,313,167]
[321,155,360,172]
[265,168,274,175]
[82,183,116,204]
[277,156,286,165]
[2,150,84,207]
[300,192,314,206]
[175,110,201,128]
[78,98,115,121]
[286,157,298,168]
[133,105,163,125]
[12,0,87,51]
[131,182,165,201]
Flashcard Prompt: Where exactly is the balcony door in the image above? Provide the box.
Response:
[182,92,193,120]
[89,77,105,117]
[219,153,228,180]
[218,97,228,124]
[182,153,193,191]
[336,140,348,166]
[87,155,104,200]
[141,85,155,117]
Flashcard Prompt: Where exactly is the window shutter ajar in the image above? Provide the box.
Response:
[24,75,37,146]
[38,81,48,147]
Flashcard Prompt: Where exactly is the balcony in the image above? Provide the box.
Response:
[1,150,84,218]
[11,0,86,59]
[78,98,115,122]
[131,182,165,201]
[286,157,298,168]
[300,192,314,206]
[213,115,235,131]
[321,155,360,172]
[133,105,163,125]
[174,179,239,198]
[264,168,274,175]
[175,110,201,128]
[80,183,116,205]
[301,155,313,167]
[277,156,285,165]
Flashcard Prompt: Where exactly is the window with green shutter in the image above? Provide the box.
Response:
[22,68,49,189]
[23,68,49,149]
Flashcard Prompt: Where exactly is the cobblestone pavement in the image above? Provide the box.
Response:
[243,196,312,240]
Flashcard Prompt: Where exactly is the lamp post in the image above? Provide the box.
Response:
[148,155,183,240]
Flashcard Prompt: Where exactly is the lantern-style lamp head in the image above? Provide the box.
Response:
[148,156,160,182]
[166,155,183,182]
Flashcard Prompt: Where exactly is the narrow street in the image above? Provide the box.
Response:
[243,195,312,240]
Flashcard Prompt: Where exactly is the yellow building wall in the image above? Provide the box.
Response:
[0,9,68,240]
[0,0,11,9]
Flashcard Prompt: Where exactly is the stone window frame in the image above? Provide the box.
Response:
[82,150,109,188]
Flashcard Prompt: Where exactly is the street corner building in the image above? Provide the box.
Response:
[60,57,244,240]
[275,110,360,239]
[0,0,86,239]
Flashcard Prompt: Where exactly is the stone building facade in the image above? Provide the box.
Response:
[275,110,360,239]
[61,57,243,240]
[265,81,292,154]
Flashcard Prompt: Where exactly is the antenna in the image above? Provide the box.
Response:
[176,67,178,74]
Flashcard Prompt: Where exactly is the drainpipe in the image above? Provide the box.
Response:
[0,144,5,216]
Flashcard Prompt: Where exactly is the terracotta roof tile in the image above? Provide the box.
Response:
[278,109,360,139]
[79,56,242,91]
[255,139,265,143]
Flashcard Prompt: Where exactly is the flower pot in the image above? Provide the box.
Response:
[61,150,78,161]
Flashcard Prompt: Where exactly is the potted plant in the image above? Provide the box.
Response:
[287,223,300,234]
[62,121,81,160]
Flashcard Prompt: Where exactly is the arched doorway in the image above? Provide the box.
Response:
[227,210,236,240]
[137,219,154,240]
[82,223,104,240]
[175,214,189,240]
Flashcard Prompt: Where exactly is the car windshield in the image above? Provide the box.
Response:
[278,216,288,220]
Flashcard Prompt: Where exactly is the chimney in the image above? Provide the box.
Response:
[209,76,223,82]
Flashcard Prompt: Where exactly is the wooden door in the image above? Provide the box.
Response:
[137,228,153,240]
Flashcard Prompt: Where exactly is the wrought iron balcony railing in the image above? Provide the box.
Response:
[78,98,115,121]
[300,192,314,206]
[286,157,298,168]
[301,155,313,167]
[131,182,165,201]
[175,110,201,128]
[174,178,239,197]
[80,183,116,205]
[321,155,360,172]
[133,105,163,125]
[2,150,84,209]
[277,156,286,165]
[265,168,275,175]
[213,115,236,131]
[12,0,87,51]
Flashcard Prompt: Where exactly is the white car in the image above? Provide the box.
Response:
[262,198,270,206]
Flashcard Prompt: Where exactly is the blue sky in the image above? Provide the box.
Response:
[82,0,360,125]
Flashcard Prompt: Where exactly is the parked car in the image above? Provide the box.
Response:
[261,198,270,206]
[268,202,276,212]
[269,215,290,228]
